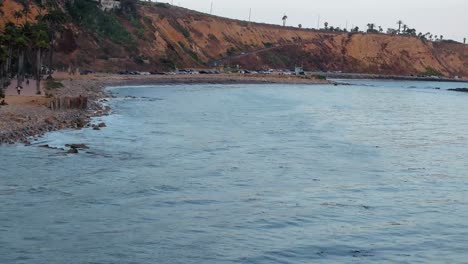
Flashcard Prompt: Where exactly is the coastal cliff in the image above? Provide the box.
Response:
[1,0,467,77]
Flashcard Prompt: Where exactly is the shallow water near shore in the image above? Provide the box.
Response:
[1,80,468,263]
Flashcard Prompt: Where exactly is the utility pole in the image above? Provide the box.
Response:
[317,15,320,29]
[249,8,252,23]
[210,1,213,14]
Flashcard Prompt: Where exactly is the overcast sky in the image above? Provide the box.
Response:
[164,0,467,41]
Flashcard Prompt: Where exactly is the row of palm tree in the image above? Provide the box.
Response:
[302,18,462,44]
[0,0,66,99]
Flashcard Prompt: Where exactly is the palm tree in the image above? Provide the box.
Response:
[13,11,23,24]
[367,23,376,33]
[3,23,17,77]
[397,20,403,34]
[282,15,288,27]
[31,23,50,95]
[403,24,407,34]
[14,24,30,90]
[42,8,66,79]
[0,35,8,99]
[324,22,329,30]
[378,26,383,33]
[464,38,466,44]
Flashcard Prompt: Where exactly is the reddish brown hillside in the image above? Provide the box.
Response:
[2,0,467,77]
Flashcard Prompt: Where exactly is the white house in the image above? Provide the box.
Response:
[100,0,121,11]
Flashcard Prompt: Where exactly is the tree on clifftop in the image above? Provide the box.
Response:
[282,15,288,27]
[366,23,378,33]
[397,20,403,34]
[351,26,360,33]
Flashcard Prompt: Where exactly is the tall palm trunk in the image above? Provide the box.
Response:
[17,49,25,88]
[47,26,56,79]
[6,47,12,77]
[35,48,42,95]
[0,62,5,99]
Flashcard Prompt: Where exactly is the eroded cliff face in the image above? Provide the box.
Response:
[2,1,467,76]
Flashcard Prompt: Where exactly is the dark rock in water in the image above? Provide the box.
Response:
[65,144,89,149]
[448,88,468,93]
[67,148,79,154]
[93,127,101,131]
[38,144,62,150]
[98,122,106,128]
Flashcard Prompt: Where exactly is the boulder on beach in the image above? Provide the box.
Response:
[44,116,58,125]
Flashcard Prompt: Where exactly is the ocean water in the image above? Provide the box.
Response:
[1,80,468,263]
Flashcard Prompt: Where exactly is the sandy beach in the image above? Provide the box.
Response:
[0,73,329,144]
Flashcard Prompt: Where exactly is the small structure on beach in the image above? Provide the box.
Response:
[295,66,304,75]
[49,96,88,111]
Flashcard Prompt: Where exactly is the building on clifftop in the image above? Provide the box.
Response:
[100,0,121,11]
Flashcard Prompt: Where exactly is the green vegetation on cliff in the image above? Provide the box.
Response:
[66,0,135,46]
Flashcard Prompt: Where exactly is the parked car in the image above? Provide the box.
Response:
[80,69,94,75]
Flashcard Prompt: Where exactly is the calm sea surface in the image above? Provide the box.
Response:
[1,80,468,263]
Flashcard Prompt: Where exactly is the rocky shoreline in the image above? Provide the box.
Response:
[0,74,329,145]
[0,78,111,145]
